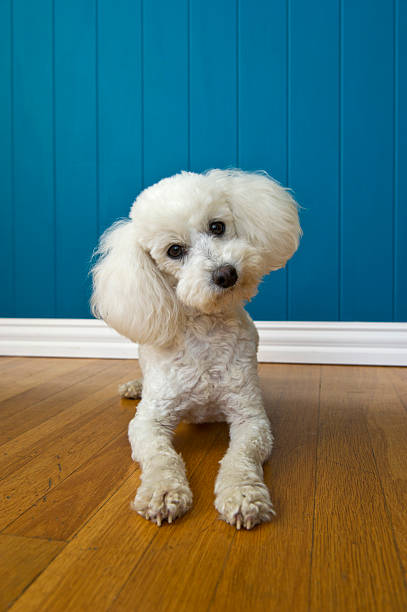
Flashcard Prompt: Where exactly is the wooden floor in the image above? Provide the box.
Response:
[0,357,407,611]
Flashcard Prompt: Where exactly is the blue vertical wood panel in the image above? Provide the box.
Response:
[1,0,404,322]
[288,0,340,321]
[98,0,142,233]
[189,0,237,171]
[143,0,188,188]
[0,0,13,315]
[54,0,97,317]
[13,0,55,316]
[396,0,407,321]
[238,0,288,321]
[341,0,394,321]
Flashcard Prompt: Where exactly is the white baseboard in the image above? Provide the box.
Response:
[0,318,406,366]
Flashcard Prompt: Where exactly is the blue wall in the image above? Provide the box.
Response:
[0,0,406,322]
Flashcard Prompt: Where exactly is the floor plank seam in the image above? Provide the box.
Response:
[0,391,132,484]
[0,359,100,405]
[2,426,132,536]
[0,362,117,448]
[67,454,138,540]
[389,373,407,415]
[105,530,161,612]
[66,468,139,544]
[0,532,66,544]
[307,366,322,612]
[0,358,128,427]
[4,471,141,611]
[5,544,66,611]
[106,427,227,610]
[205,422,264,611]
[206,531,236,611]
[365,415,407,594]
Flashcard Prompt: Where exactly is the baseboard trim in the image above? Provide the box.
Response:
[0,318,406,366]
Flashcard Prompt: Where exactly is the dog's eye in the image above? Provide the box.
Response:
[209,221,225,236]
[167,244,184,259]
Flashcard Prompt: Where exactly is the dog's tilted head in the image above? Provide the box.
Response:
[91,169,301,346]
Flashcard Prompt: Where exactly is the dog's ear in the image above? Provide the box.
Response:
[208,169,302,272]
[91,220,181,346]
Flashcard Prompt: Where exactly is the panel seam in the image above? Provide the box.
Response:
[236,0,239,167]
[286,0,291,321]
[95,0,100,237]
[393,0,398,321]
[10,0,15,316]
[52,0,57,316]
[338,0,343,321]
[140,0,144,189]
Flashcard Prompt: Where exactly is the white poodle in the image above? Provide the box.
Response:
[91,169,301,530]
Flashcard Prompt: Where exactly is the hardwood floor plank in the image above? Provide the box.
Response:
[7,475,151,612]
[4,430,134,541]
[2,359,406,612]
[0,534,64,611]
[0,391,137,530]
[390,367,407,408]
[0,360,139,479]
[0,357,97,406]
[0,356,94,388]
[109,424,232,612]
[364,368,407,581]
[309,366,407,611]
[0,358,116,444]
[207,364,321,612]
[0,356,59,377]
[8,421,222,612]
[0,357,23,371]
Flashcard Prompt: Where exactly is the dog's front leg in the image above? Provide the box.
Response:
[128,400,192,526]
[215,396,275,530]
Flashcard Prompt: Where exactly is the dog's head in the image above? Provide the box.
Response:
[91,170,301,346]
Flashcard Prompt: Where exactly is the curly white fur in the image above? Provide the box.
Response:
[91,169,301,529]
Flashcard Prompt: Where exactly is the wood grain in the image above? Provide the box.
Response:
[0,357,91,403]
[0,534,64,611]
[208,364,321,612]
[0,356,61,377]
[0,359,139,479]
[0,394,135,530]
[0,358,115,443]
[365,368,407,581]
[110,424,232,612]
[4,431,134,541]
[1,357,406,612]
[8,423,223,611]
[309,365,407,611]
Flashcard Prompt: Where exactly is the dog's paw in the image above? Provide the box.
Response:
[131,482,193,526]
[119,379,142,399]
[215,483,275,530]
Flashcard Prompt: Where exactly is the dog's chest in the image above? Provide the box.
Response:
[174,318,255,396]
[140,313,258,406]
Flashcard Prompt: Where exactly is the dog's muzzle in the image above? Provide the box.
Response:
[212,265,238,289]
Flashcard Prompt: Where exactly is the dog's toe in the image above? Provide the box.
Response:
[215,483,275,530]
[131,482,193,526]
[119,379,143,399]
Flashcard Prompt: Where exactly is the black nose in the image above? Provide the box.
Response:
[212,265,238,289]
